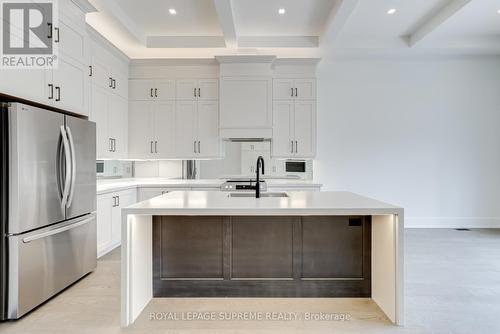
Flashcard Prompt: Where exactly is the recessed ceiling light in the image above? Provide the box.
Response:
[278,8,286,15]
[387,8,397,15]
[168,8,177,15]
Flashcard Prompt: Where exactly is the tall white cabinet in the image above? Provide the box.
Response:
[272,78,316,158]
[88,30,129,159]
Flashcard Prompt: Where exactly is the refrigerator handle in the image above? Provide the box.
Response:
[65,125,77,208]
[59,125,72,212]
[22,215,95,243]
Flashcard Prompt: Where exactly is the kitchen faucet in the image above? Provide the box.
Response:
[255,156,265,198]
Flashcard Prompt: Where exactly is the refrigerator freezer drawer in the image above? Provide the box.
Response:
[7,214,97,319]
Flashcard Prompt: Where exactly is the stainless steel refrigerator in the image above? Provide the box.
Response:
[0,102,97,320]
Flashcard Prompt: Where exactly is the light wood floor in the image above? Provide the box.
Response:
[1,229,499,334]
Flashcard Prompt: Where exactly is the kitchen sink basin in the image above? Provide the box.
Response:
[228,192,288,198]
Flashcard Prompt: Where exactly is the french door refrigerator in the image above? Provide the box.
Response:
[0,102,97,320]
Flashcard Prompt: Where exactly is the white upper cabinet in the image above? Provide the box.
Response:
[272,99,316,159]
[273,78,316,100]
[176,79,218,100]
[293,101,316,158]
[219,77,272,133]
[129,100,175,159]
[89,32,129,159]
[197,101,220,157]
[175,101,198,157]
[49,56,88,115]
[174,100,220,158]
[129,79,175,101]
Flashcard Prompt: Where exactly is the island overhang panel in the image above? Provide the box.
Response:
[120,191,404,327]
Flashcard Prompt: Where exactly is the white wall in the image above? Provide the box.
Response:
[315,56,500,228]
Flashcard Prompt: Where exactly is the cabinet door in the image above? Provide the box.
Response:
[220,77,272,129]
[91,56,111,90]
[97,194,113,257]
[197,101,219,158]
[112,67,128,99]
[273,79,294,100]
[155,80,175,100]
[175,101,197,157]
[129,101,154,159]
[176,79,198,100]
[52,55,88,116]
[154,101,176,158]
[294,101,316,158]
[108,95,128,158]
[57,17,88,66]
[111,190,136,246]
[129,79,154,101]
[0,68,46,104]
[90,84,110,159]
[198,79,218,100]
[294,79,316,100]
[272,101,294,158]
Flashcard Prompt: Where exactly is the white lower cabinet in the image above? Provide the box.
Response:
[137,187,191,202]
[96,189,136,257]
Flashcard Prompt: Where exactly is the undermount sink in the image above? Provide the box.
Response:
[228,192,288,198]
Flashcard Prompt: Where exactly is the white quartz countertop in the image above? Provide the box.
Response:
[96,178,322,195]
[123,191,402,216]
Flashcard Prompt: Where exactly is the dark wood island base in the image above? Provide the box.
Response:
[152,216,371,298]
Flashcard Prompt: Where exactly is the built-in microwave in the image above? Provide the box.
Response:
[285,160,313,179]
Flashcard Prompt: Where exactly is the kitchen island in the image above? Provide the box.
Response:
[121,191,404,327]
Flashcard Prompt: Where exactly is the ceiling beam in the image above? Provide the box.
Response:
[89,0,146,45]
[213,0,237,48]
[238,36,319,48]
[146,36,226,48]
[320,0,360,44]
[408,0,472,47]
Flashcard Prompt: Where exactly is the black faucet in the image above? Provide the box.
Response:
[255,156,265,198]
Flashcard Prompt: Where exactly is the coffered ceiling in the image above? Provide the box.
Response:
[85,0,500,58]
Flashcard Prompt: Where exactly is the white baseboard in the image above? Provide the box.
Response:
[405,217,500,229]
[97,241,121,258]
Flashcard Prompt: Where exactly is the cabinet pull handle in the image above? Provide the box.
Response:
[113,139,116,152]
[155,88,158,98]
[291,88,294,97]
[194,141,197,153]
[194,88,197,98]
[150,88,153,98]
[112,196,115,207]
[55,86,60,101]
[150,141,153,153]
[112,79,116,89]
[197,141,200,154]
[295,88,298,97]
[54,27,60,43]
[47,23,52,39]
[291,140,294,153]
[48,84,53,99]
[109,77,113,88]
[155,141,158,153]
[89,65,93,77]
[198,88,201,98]
[295,141,298,153]
[109,138,113,152]
[116,196,120,206]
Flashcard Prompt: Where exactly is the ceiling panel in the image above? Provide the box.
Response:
[341,0,451,37]
[428,0,500,37]
[116,0,223,36]
[232,0,337,36]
